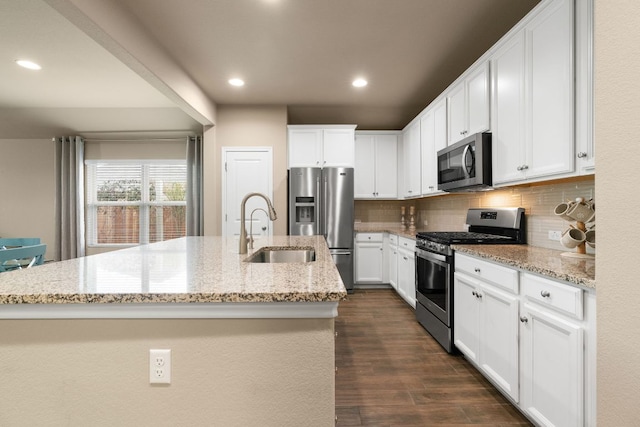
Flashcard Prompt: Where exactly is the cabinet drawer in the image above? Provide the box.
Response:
[355,233,383,243]
[455,253,519,294]
[398,236,415,250]
[389,234,398,245]
[522,273,583,320]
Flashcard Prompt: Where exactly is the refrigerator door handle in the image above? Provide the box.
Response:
[323,177,329,238]
[316,175,323,236]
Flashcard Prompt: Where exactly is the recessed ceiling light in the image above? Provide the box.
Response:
[15,59,42,70]
[352,78,368,88]
[228,78,245,87]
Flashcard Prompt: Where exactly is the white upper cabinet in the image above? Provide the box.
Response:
[287,125,356,168]
[491,30,527,185]
[575,0,595,174]
[401,121,421,198]
[354,132,398,199]
[492,0,574,185]
[447,61,490,145]
[421,98,447,195]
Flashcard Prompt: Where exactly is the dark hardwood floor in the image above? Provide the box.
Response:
[335,289,532,427]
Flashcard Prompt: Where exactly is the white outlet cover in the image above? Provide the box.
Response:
[149,349,171,384]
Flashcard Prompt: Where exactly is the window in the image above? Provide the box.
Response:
[86,160,187,246]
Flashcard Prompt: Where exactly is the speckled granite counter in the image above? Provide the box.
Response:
[0,236,347,318]
[453,244,596,289]
[354,222,423,239]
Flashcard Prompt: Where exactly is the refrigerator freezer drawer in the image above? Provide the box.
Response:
[330,249,353,292]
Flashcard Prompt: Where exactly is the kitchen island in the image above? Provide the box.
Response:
[0,236,346,427]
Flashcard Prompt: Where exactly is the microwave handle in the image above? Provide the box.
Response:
[462,144,472,177]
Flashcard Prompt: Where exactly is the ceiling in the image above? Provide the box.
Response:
[0,0,540,135]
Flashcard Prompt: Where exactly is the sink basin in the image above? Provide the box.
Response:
[245,246,316,263]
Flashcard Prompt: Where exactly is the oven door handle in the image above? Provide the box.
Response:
[416,248,449,264]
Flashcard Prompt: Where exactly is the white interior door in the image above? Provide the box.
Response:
[222,148,273,239]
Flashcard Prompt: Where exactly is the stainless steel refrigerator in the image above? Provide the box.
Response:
[289,167,354,291]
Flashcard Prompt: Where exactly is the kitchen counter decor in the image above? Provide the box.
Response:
[554,197,595,259]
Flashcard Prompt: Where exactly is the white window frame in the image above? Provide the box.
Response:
[85,159,187,248]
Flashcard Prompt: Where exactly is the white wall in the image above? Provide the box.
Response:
[205,105,288,236]
[0,317,335,426]
[0,139,56,260]
[595,1,640,425]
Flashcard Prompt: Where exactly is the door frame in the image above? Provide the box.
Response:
[221,146,274,237]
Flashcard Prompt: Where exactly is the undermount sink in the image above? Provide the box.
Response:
[244,246,316,263]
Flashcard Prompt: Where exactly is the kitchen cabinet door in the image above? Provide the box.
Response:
[402,121,421,198]
[525,0,574,181]
[374,135,398,198]
[388,238,398,290]
[491,30,527,185]
[491,0,574,185]
[354,133,397,199]
[575,0,595,175]
[520,302,584,427]
[323,128,355,167]
[448,61,490,146]
[288,125,355,168]
[466,63,491,138]
[420,99,447,195]
[397,245,416,308]
[453,273,480,364]
[479,283,519,402]
[288,128,323,168]
[447,82,466,145]
[354,233,384,284]
[354,134,376,198]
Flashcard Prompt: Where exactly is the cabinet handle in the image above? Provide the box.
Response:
[323,160,326,165]
[577,152,587,158]
[476,292,482,299]
[540,290,551,298]
[380,248,383,251]
[521,165,529,170]
[472,291,477,297]
[516,165,523,171]
[520,316,528,323]
[403,256,408,260]
[474,268,481,273]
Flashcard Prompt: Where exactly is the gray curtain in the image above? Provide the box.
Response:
[186,135,204,236]
[54,136,85,260]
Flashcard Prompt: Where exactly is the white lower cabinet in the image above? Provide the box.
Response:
[397,237,416,308]
[520,273,585,427]
[454,253,594,427]
[388,234,398,290]
[454,258,520,402]
[354,233,384,284]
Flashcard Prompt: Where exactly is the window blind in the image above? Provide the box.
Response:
[86,160,187,246]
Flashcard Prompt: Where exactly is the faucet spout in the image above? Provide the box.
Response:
[249,207,269,249]
[239,192,277,254]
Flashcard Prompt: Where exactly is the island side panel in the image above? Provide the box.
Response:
[0,317,335,427]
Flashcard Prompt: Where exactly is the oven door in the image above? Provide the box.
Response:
[415,247,451,326]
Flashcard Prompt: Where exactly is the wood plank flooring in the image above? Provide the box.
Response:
[335,289,532,427]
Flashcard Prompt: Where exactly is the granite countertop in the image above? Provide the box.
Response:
[453,244,596,289]
[0,236,348,305]
[354,222,422,239]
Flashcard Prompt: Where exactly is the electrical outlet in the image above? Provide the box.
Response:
[149,349,171,384]
[548,230,562,241]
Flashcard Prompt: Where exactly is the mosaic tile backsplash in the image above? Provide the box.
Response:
[354,176,595,252]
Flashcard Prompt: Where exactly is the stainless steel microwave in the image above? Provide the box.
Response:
[437,132,492,192]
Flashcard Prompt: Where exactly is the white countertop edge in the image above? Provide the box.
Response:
[0,301,340,320]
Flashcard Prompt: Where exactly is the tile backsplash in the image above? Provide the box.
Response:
[355,176,595,252]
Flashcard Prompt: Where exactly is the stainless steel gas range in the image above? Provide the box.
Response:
[414,207,526,353]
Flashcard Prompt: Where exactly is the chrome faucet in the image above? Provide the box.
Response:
[248,207,268,249]
[239,192,277,254]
